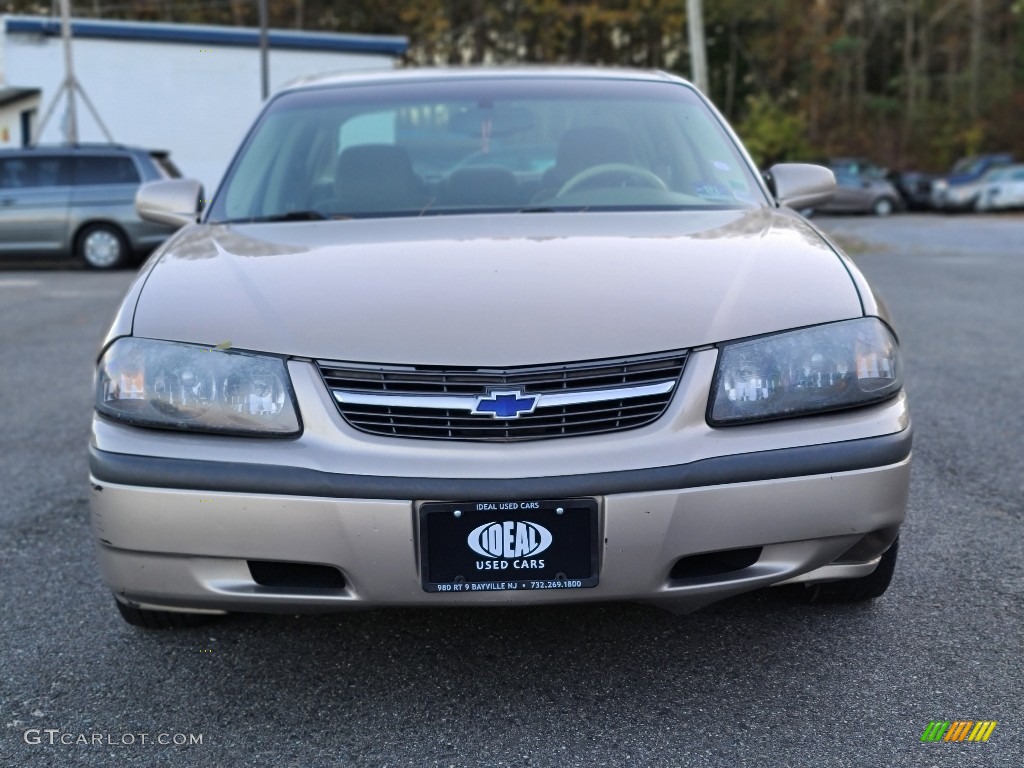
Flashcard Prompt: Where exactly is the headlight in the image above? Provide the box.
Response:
[96,338,301,436]
[709,318,902,426]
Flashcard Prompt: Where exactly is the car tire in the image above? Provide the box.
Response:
[871,197,895,217]
[114,598,219,629]
[77,224,130,270]
[796,536,899,603]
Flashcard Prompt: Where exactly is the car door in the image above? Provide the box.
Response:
[68,153,143,229]
[0,154,73,255]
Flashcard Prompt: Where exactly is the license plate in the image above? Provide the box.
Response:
[419,498,598,593]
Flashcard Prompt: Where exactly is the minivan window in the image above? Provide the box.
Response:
[0,156,72,189]
[74,156,141,185]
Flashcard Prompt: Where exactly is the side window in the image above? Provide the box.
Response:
[0,158,29,189]
[833,169,857,187]
[74,156,142,185]
[0,157,71,188]
[37,157,72,187]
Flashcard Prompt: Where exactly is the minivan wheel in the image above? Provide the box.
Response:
[872,197,895,217]
[797,537,900,603]
[78,224,129,269]
[114,598,220,629]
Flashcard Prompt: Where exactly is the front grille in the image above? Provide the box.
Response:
[317,350,687,442]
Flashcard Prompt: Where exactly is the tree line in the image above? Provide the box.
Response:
[19,0,1024,171]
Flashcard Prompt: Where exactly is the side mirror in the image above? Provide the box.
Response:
[767,163,836,210]
[136,179,205,227]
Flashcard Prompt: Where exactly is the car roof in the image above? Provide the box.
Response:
[0,144,168,156]
[280,66,689,94]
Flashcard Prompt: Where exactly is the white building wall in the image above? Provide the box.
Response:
[3,28,397,190]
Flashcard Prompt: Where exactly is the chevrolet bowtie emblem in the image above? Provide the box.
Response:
[471,390,539,419]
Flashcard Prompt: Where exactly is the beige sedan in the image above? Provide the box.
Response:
[89,68,909,627]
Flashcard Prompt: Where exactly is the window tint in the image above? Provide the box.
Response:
[0,156,72,189]
[74,155,141,185]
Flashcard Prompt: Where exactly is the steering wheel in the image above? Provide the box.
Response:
[556,163,669,197]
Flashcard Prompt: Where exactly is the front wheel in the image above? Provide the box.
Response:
[871,197,896,217]
[77,224,129,270]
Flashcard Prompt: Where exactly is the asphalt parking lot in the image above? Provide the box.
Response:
[1,214,1021,767]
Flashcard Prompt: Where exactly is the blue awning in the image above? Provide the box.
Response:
[5,16,408,56]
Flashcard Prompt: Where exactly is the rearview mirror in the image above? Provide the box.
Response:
[136,179,205,228]
[767,164,836,210]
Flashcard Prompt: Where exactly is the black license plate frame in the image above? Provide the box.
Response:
[419,498,599,593]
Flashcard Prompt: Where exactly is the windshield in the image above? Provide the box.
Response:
[208,76,766,223]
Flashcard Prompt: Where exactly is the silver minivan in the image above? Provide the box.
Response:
[0,144,181,269]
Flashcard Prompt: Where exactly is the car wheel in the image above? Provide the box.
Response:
[114,598,219,629]
[796,537,899,603]
[77,224,129,270]
[871,197,895,217]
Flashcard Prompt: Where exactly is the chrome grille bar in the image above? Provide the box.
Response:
[316,350,687,442]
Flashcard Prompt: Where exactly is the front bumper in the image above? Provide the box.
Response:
[89,430,911,615]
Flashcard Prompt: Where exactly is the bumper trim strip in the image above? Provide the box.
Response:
[89,428,911,500]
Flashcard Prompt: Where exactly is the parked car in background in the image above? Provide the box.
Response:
[931,153,1014,211]
[936,165,1015,211]
[0,144,182,269]
[805,158,902,216]
[89,68,910,629]
[975,164,1024,212]
[886,169,935,211]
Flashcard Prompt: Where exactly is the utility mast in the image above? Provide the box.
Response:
[32,0,114,145]
[687,0,709,94]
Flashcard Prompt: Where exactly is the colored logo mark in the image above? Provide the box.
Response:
[920,720,997,742]
[471,390,538,419]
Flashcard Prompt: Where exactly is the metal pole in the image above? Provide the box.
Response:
[258,0,269,100]
[32,83,67,145]
[74,83,115,143]
[59,0,78,143]
[686,0,709,94]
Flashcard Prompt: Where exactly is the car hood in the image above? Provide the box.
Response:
[131,208,862,366]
